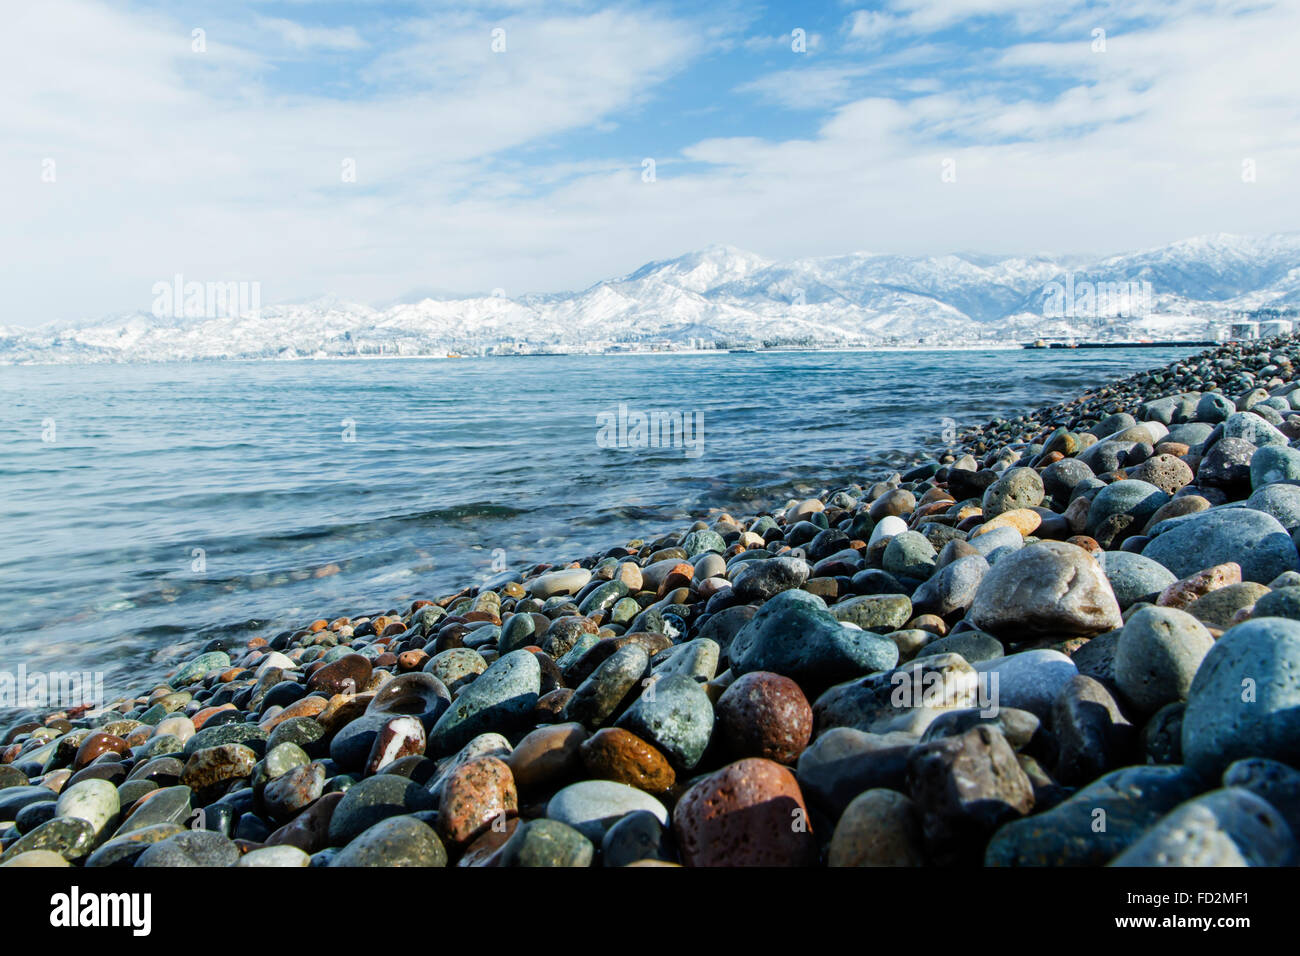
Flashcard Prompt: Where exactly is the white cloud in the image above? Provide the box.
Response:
[2,0,1299,326]
[256,17,367,51]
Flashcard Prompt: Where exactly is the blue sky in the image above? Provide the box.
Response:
[3,0,1298,324]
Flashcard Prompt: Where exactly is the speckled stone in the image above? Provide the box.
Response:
[579,728,676,794]
[1111,788,1297,866]
[330,814,448,867]
[1115,606,1215,713]
[562,644,649,729]
[673,758,817,867]
[714,671,812,764]
[134,829,241,867]
[327,774,438,846]
[614,673,714,770]
[180,743,257,794]
[427,650,541,756]
[1182,617,1300,778]
[437,756,517,849]
[262,762,326,822]
[0,817,96,864]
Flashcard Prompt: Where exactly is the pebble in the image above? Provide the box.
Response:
[497,818,593,867]
[135,829,240,867]
[507,722,587,792]
[437,756,517,848]
[714,671,812,764]
[563,644,649,729]
[53,779,119,839]
[1181,617,1300,778]
[427,649,541,755]
[985,764,1201,865]
[327,774,438,846]
[1111,788,1296,866]
[731,589,899,689]
[237,845,311,867]
[1114,606,1215,713]
[614,674,713,770]
[546,780,668,842]
[730,555,810,602]
[673,758,817,866]
[828,789,924,867]
[330,814,449,866]
[907,726,1034,863]
[967,541,1122,639]
[1144,508,1299,583]
[579,728,676,794]
[1099,550,1177,608]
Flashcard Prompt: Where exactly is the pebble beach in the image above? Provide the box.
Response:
[6,337,1300,869]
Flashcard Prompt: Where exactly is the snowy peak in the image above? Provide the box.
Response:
[4,232,1298,364]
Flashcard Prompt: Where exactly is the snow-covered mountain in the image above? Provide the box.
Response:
[3,233,1299,364]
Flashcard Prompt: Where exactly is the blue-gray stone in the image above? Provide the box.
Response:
[1222,411,1288,447]
[426,649,540,756]
[1182,617,1300,778]
[730,589,899,687]
[1086,480,1170,538]
[614,674,713,769]
[1099,550,1177,608]
[546,780,667,843]
[1251,444,1300,490]
[1247,483,1300,532]
[1110,788,1296,866]
[1142,508,1299,583]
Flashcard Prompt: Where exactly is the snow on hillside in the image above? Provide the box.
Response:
[3,233,1298,364]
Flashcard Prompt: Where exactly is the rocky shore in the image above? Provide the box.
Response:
[6,337,1300,868]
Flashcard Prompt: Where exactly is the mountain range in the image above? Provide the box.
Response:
[3,232,1299,364]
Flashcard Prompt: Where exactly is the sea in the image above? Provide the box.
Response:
[0,346,1201,705]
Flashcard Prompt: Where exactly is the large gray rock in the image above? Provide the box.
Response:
[1110,788,1296,866]
[1099,550,1177,609]
[1182,617,1300,778]
[1114,606,1215,714]
[1143,508,1299,584]
[731,589,899,688]
[967,541,1122,639]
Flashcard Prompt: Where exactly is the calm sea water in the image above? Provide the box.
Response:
[0,347,1198,701]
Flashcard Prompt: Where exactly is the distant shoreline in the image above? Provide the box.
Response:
[1,340,1219,368]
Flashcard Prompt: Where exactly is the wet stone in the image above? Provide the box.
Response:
[579,728,676,794]
[601,810,670,868]
[331,814,448,867]
[427,650,541,756]
[328,774,438,846]
[135,829,240,867]
[614,673,714,770]
[262,762,326,822]
[0,817,97,864]
[437,756,517,849]
[673,758,817,867]
[714,671,812,764]
[497,818,594,867]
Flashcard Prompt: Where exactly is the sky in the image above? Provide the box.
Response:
[2,0,1298,326]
